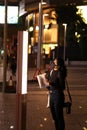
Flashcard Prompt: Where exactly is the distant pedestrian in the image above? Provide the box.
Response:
[10,53,17,76]
[45,57,67,130]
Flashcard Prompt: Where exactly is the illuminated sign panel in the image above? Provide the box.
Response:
[0,6,18,24]
[22,31,28,94]
[17,31,28,94]
[19,1,27,16]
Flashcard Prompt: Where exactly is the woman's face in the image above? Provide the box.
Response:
[53,59,59,70]
[54,59,57,66]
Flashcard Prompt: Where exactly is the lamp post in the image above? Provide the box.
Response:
[37,0,43,70]
[63,23,67,62]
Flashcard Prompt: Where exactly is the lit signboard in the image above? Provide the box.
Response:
[22,31,28,94]
[0,6,18,24]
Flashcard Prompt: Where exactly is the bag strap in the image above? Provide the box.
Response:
[65,79,72,103]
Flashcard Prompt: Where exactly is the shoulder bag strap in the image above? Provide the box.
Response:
[65,79,72,103]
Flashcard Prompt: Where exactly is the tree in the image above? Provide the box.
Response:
[50,5,87,60]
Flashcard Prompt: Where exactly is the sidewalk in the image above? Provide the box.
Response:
[27,87,87,130]
[0,83,87,130]
[0,64,87,130]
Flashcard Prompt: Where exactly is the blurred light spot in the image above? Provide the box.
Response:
[10,125,14,129]
[1,110,4,114]
[44,117,47,121]
[83,127,87,130]
[79,106,82,109]
[40,124,43,127]
[85,120,87,123]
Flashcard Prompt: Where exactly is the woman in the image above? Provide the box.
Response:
[45,57,67,130]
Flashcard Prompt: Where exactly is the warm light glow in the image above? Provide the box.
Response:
[75,32,78,36]
[29,26,34,32]
[22,31,28,94]
[28,45,31,54]
[1,50,4,55]
[77,6,87,24]
[43,44,57,54]
[63,23,67,26]
[43,13,49,17]
[44,24,49,29]
[36,26,39,31]
[42,2,46,5]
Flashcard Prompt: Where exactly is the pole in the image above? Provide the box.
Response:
[63,24,67,62]
[37,0,43,70]
[16,31,28,130]
[3,0,8,92]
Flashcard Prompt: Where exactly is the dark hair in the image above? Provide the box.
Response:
[57,57,65,67]
[58,57,67,78]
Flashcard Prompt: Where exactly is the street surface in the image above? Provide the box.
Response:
[0,66,87,130]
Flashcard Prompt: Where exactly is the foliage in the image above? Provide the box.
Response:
[50,5,87,60]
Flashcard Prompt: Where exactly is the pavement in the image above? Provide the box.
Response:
[0,65,87,130]
[0,84,87,130]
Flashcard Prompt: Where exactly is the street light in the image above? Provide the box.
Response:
[37,0,43,70]
[63,23,67,62]
[37,0,46,70]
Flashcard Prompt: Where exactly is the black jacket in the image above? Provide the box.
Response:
[45,66,67,91]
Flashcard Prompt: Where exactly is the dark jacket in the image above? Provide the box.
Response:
[45,66,67,91]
